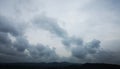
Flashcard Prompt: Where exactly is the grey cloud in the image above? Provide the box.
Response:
[32,15,83,47]
[71,40,100,59]
[0,11,120,64]
[0,32,20,56]
[14,36,29,52]
[92,50,120,64]
[0,14,87,63]
[0,15,26,56]
[0,15,59,63]
[0,15,22,36]
[0,53,33,63]
[85,39,101,54]
[28,44,59,62]
[72,47,87,59]
[71,39,120,64]
[0,32,11,45]
[33,15,68,38]
[31,14,120,64]
[0,33,28,57]
[0,45,26,57]
[0,43,59,63]
[62,37,83,47]
[62,35,100,59]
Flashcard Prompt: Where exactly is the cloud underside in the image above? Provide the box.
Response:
[0,0,120,64]
[0,14,120,64]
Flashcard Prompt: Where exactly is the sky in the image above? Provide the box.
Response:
[0,0,120,64]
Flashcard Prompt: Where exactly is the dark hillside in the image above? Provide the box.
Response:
[0,63,120,69]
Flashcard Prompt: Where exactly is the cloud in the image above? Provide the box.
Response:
[28,44,59,62]
[32,15,68,38]
[0,15,22,36]
[62,37,83,47]
[32,15,83,47]
[71,39,120,64]
[0,53,30,63]
[92,50,120,64]
[0,15,26,55]
[31,14,120,64]
[13,36,29,52]
[0,15,59,63]
[72,39,101,59]
[0,0,120,64]
[0,34,26,57]
[0,32,11,45]
[85,39,100,54]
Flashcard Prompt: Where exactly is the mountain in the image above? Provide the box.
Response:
[0,62,120,69]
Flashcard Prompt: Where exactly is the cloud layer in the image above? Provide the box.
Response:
[0,15,58,63]
[0,0,120,64]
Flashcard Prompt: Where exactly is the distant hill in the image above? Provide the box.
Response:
[0,62,120,69]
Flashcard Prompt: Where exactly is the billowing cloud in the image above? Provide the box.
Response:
[31,14,120,64]
[0,0,120,65]
[28,44,59,62]
[72,39,100,59]
[0,15,59,63]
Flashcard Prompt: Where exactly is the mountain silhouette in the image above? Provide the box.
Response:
[0,62,120,69]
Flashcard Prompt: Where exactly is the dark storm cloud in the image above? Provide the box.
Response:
[0,15,59,62]
[0,34,26,57]
[0,15,26,56]
[0,15,22,36]
[14,36,29,52]
[0,32,11,45]
[0,36,27,58]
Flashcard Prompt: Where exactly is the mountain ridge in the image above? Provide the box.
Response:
[0,62,120,69]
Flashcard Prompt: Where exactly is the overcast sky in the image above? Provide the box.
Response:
[0,0,120,64]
